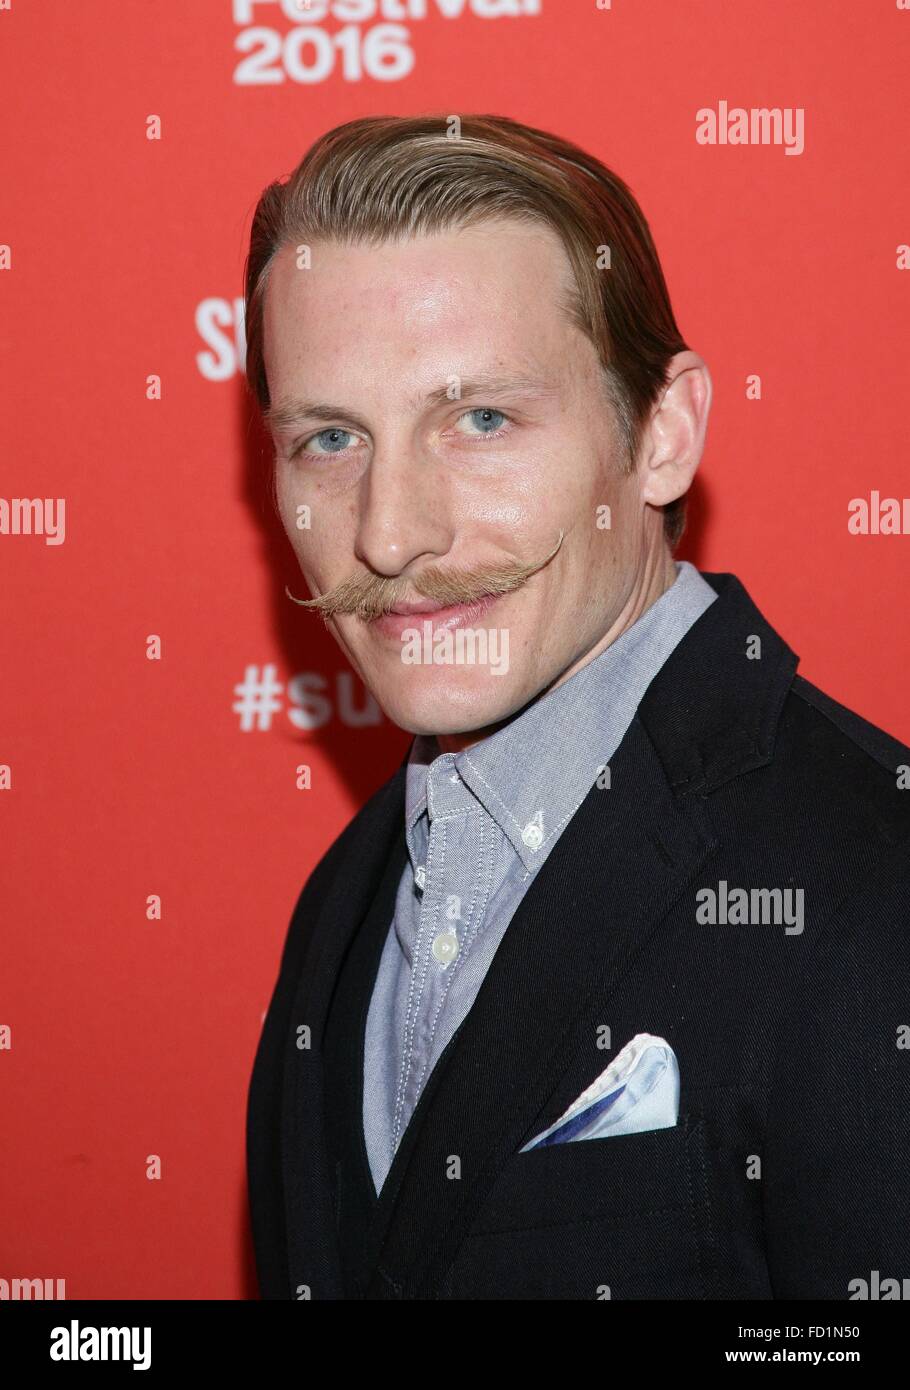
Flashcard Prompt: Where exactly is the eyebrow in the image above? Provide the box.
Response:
[264,374,559,436]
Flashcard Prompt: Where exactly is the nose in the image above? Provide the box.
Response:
[353,442,453,579]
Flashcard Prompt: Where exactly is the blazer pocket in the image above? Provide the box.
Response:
[471,1118,704,1235]
[444,1119,712,1299]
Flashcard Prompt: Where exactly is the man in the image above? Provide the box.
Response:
[244,115,910,1299]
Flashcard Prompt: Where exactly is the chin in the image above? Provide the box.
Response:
[375,667,526,738]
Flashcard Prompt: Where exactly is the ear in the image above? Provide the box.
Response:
[637,351,712,509]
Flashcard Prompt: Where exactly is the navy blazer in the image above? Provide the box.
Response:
[246,571,910,1299]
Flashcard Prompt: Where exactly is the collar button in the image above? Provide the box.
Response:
[521,822,544,851]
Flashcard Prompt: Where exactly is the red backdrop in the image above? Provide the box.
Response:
[2,0,908,1300]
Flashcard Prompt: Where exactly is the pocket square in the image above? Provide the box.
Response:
[520,1033,680,1150]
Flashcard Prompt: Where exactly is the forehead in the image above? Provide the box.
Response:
[261,218,585,395]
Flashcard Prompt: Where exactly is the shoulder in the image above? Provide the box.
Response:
[277,760,406,976]
[789,674,910,777]
[308,763,406,889]
[759,674,910,954]
[770,674,910,843]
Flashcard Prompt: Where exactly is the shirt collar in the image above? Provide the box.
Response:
[404,560,718,873]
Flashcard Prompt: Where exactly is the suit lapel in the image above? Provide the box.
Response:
[281,762,407,1298]
[360,714,718,1298]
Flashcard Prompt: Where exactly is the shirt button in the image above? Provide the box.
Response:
[414,865,426,890]
[432,930,459,966]
[521,821,544,850]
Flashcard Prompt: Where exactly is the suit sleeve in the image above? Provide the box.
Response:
[245,842,346,1299]
[762,838,910,1298]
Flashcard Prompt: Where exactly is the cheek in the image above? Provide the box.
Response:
[277,466,357,557]
[543,441,623,530]
[289,530,347,595]
[563,507,630,604]
[274,464,300,534]
[585,465,642,554]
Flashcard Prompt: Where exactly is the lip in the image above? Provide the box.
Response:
[370,591,502,641]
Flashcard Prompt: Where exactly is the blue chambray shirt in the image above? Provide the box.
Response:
[362,560,718,1194]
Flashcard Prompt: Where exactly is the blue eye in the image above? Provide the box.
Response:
[304,428,355,455]
[457,408,508,436]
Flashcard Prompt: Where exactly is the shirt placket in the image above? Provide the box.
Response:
[390,765,478,1157]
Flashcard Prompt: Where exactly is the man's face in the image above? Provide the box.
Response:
[263,217,653,736]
